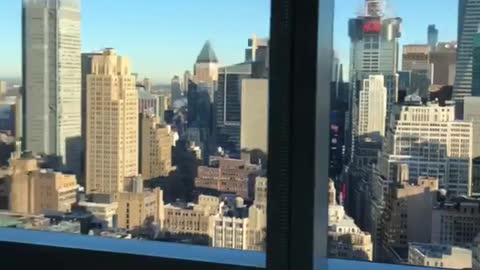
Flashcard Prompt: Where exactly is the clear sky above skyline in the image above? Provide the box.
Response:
[0,0,458,84]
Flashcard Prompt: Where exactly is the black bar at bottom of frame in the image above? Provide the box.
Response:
[0,241,264,270]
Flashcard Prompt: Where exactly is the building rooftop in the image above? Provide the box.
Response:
[196,41,218,63]
[409,243,471,259]
[218,62,253,74]
[137,88,156,99]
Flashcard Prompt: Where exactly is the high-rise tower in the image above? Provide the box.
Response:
[454,0,480,102]
[86,49,138,194]
[194,41,219,85]
[23,0,82,174]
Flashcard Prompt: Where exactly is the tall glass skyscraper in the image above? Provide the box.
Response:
[22,0,82,174]
[428,24,439,49]
[472,32,480,96]
[346,0,401,161]
[454,0,480,100]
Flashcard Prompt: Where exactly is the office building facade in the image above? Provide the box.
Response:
[195,157,260,199]
[347,0,401,162]
[454,0,480,99]
[358,75,387,139]
[473,32,480,96]
[215,62,265,155]
[86,49,138,194]
[9,155,77,215]
[23,0,82,174]
[464,96,480,159]
[0,81,6,98]
[382,172,439,260]
[140,113,173,180]
[430,42,457,87]
[376,99,472,197]
[428,24,439,49]
[138,87,159,115]
[116,186,164,230]
[240,79,268,154]
[402,45,431,98]
[0,96,22,138]
[431,197,480,247]
[171,76,182,105]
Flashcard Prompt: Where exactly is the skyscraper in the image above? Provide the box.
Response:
[358,75,387,140]
[86,49,138,194]
[240,79,268,155]
[0,81,6,98]
[215,62,265,155]
[464,96,480,158]
[430,42,457,87]
[171,76,182,104]
[23,0,82,174]
[194,41,219,85]
[454,0,480,100]
[143,78,152,93]
[428,24,439,49]
[81,52,102,186]
[402,45,431,98]
[140,113,173,180]
[183,71,192,93]
[347,0,401,161]
[472,32,480,96]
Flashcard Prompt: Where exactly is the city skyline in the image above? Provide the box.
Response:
[0,0,457,84]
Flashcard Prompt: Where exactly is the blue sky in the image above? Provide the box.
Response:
[0,0,458,83]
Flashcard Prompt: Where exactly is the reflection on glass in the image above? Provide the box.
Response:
[329,0,480,268]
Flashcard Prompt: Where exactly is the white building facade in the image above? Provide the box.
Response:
[358,75,387,139]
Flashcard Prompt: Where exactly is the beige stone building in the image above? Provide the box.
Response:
[86,49,138,194]
[140,113,173,180]
[9,156,77,215]
[328,180,373,261]
[247,177,267,251]
[116,188,164,230]
[163,195,219,237]
[408,243,472,269]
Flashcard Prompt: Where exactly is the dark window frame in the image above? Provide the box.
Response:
[1,0,445,269]
[7,0,334,269]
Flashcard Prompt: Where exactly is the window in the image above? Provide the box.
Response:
[328,0,477,269]
[2,0,272,261]
[0,0,471,270]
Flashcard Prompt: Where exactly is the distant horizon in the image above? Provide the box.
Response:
[0,0,458,84]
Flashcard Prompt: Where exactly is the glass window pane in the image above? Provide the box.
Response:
[0,0,270,255]
[329,0,478,269]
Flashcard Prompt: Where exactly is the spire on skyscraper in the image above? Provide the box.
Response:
[196,41,218,63]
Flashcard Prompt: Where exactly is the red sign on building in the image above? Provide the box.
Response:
[363,20,381,33]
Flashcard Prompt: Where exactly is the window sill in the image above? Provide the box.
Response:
[328,259,442,270]
[0,228,265,269]
[0,229,443,270]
